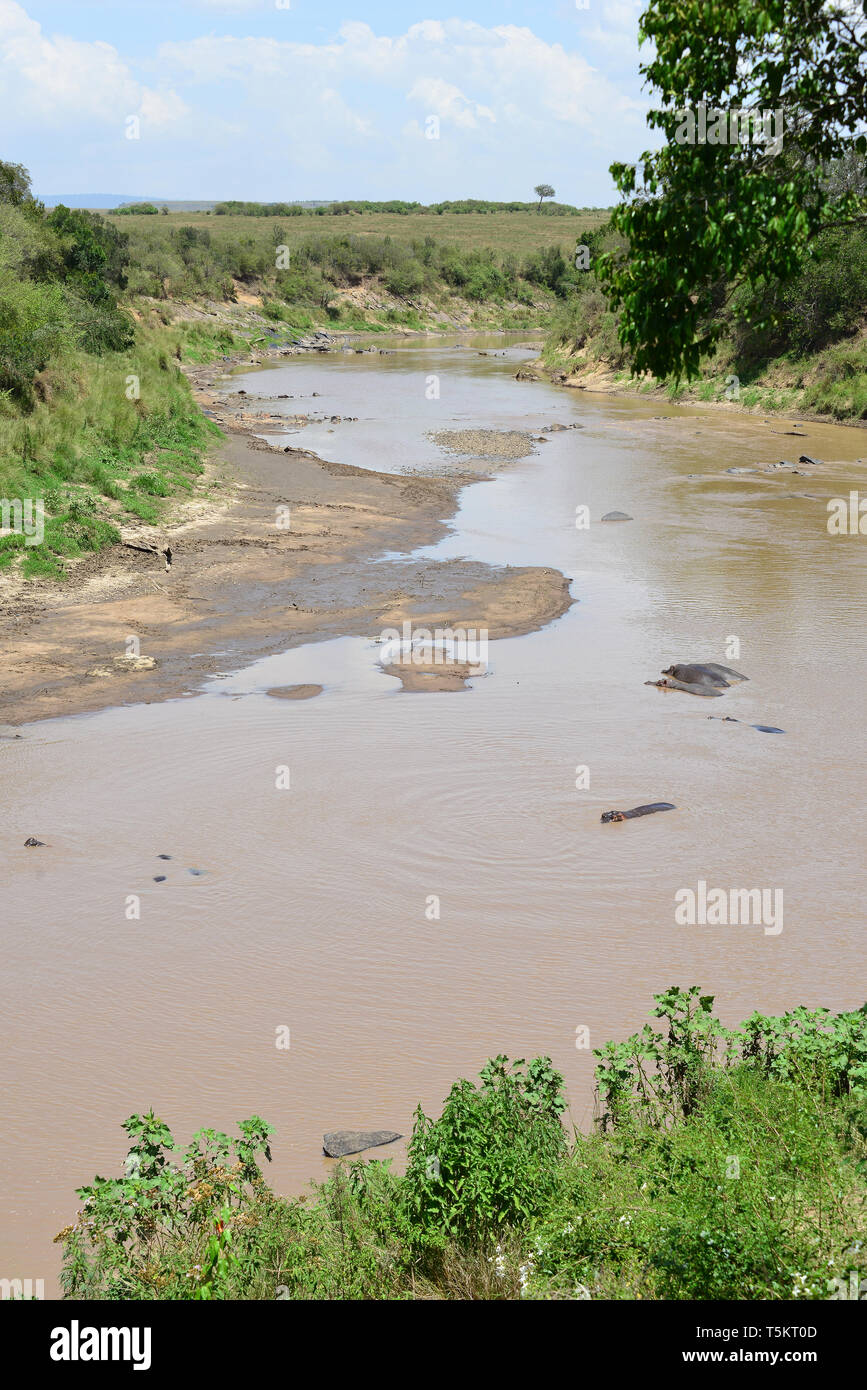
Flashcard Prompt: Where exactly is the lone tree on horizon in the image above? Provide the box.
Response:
[534,183,555,209]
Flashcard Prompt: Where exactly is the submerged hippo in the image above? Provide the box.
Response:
[708,716,784,734]
[647,662,748,696]
[646,677,722,697]
[601,802,675,823]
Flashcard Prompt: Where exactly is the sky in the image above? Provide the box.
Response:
[0,0,653,203]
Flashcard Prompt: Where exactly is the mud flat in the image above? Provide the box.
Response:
[0,364,572,725]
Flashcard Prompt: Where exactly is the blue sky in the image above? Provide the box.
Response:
[0,0,652,202]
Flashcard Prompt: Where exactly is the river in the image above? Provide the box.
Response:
[4,334,866,1293]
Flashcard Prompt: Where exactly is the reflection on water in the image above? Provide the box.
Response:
[3,338,866,1292]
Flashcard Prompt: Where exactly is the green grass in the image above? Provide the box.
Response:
[107,207,609,268]
[55,989,867,1302]
[0,317,225,579]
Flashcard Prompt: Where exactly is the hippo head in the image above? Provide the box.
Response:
[600,810,626,823]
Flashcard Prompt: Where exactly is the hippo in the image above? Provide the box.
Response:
[707,716,784,734]
[663,663,748,686]
[647,662,748,696]
[601,802,675,823]
[646,677,723,697]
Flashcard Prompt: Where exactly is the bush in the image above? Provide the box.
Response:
[384,259,427,297]
[402,1055,567,1247]
[55,991,867,1300]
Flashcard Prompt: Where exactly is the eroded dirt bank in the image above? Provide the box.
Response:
[0,370,572,725]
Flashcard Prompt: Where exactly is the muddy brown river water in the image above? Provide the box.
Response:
[3,336,866,1293]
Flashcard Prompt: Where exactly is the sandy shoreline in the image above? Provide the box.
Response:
[0,346,573,726]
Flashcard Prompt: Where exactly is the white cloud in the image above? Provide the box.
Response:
[407,78,495,131]
[0,3,649,200]
[0,0,188,129]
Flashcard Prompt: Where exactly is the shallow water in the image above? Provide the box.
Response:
[4,337,866,1292]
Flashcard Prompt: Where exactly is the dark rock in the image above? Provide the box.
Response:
[24,836,46,847]
[154,875,167,882]
[601,511,633,521]
[157,854,172,860]
[798,455,821,465]
[323,1130,402,1158]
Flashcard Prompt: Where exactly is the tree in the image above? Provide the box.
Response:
[534,183,555,210]
[600,0,867,380]
[0,159,35,207]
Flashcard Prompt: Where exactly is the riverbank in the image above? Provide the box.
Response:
[55,989,867,1301]
[525,333,867,427]
[0,337,571,725]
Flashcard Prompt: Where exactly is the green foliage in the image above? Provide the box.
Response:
[0,256,71,398]
[56,993,867,1300]
[0,158,37,208]
[601,0,867,379]
[59,1110,273,1299]
[594,986,867,1132]
[0,316,222,576]
[403,1056,567,1247]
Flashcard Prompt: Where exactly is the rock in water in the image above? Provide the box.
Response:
[24,837,47,846]
[601,511,633,521]
[323,1130,402,1158]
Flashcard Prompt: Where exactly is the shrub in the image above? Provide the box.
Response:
[403,1055,567,1247]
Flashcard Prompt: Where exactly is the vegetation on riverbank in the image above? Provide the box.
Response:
[109,208,592,322]
[56,988,867,1301]
[548,0,867,417]
[541,220,867,421]
[1,166,602,581]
